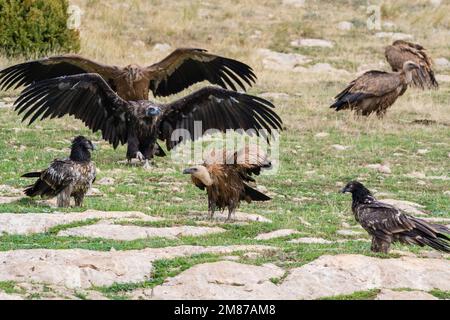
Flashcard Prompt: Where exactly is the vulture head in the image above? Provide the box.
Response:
[340,181,372,197]
[402,61,422,84]
[145,106,161,117]
[183,165,213,186]
[70,136,96,161]
[124,64,144,82]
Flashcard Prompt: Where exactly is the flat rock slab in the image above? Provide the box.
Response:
[143,254,450,300]
[0,245,275,289]
[290,38,334,48]
[188,211,272,223]
[375,32,413,40]
[288,237,333,244]
[133,261,285,300]
[257,49,310,71]
[380,199,426,215]
[58,222,226,240]
[336,229,364,237]
[0,196,21,204]
[255,229,299,240]
[0,292,23,300]
[375,289,437,300]
[0,210,162,235]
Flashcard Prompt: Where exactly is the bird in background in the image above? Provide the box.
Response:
[341,181,450,253]
[22,136,96,208]
[183,145,272,221]
[13,74,282,168]
[385,40,438,90]
[330,61,421,118]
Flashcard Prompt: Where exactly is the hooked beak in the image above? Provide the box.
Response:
[340,187,349,193]
[183,168,194,174]
[146,107,161,117]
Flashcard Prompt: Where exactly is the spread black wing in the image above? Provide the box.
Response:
[13,73,130,148]
[158,87,283,149]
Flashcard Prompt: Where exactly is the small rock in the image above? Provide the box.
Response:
[365,164,391,174]
[289,237,333,244]
[0,184,22,196]
[290,38,334,48]
[315,132,329,138]
[256,185,268,193]
[375,32,413,40]
[337,229,363,237]
[86,187,103,197]
[243,252,261,259]
[435,57,450,69]
[132,40,146,48]
[430,0,442,7]
[417,149,429,155]
[171,197,184,203]
[97,177,115,185]
[436,74,450,83]
[337,21,353,31]
[332,144,351,151]
[153,43,171,52]
[257,49,310,71]
[298,217,311,226]
[376,289,437,300]
[383,21,396,30]
[255,229,300,240]
[282,0,305,7]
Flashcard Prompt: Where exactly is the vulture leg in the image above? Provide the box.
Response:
[208,199,216,220]
[57,186,73,208]
[74,192,85,207]
[127,133,141,162]
[371,237,391,253]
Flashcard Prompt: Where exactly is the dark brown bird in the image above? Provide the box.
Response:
[385,40,438,90]
[0,48,256,100]
[341,181,450,253]
[13,74,282,168]
[22,136,96,207]
[183,145,272,220]
[330,61,421,117]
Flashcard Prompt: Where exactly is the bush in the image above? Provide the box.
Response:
[0,0,80,57]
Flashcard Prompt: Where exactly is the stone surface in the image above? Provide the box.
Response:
[332,144,351,151]
[288,237,333,244]
[0,210,162,235]
[405,172,449,181]
[379,199,426,216]
[282,0,304,7]
[257,49,310,71]
[0,245,275,289]
[255,229,300,240]
[436,74,450,82]
[188,211,272,223]
[134,261,285,300]
[0,184,22,196]
[97,177,115,185]
[375,32,413,40]
[137,254,450,300]
[0,291,23,300]
[337,229,364,237]
[0,196,21,204]
[58,222,226,240]
[337,21,353,31]
[290,38,334,48]
[365,163,391,174]
[375,289,437,300]
[435,57,450,69]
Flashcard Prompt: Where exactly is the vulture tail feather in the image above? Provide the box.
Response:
[244,184,271,201]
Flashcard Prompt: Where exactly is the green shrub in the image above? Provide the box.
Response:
[0,0,80,57]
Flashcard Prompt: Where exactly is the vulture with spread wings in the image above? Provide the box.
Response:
[341,181,450,254]
[0,48,256,100]
[13,74,282,167]
[1,48,256,158]
[385,40,438,90]
[330,61,420,117]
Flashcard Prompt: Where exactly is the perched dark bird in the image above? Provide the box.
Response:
[183,145,272,220]
[13,74,282,168]
[341,181,450,253]
[0,49,256,100]
[22,136,96,207]
[330,61,421,117]
[385,40,438,90]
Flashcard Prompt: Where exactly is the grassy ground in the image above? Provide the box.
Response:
[0,0,449,299]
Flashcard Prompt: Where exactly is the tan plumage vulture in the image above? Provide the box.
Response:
[183,145,272,221]
[330,61,420,117]
[0,48,256,100]
[385,40,438,90]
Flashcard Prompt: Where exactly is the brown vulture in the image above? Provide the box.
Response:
[330,61,420,117]
[183,145,272,220]
[13,74,282,168]
[22,136,96,207]
[0,49,256,158]
[385,40,438,90]
[341,181,450,254]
